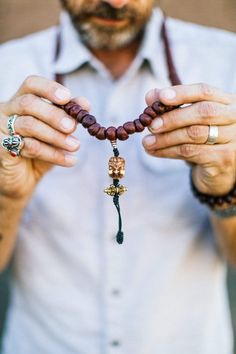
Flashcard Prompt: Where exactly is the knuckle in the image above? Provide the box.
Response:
[187,125,206,141]
[19,94,36,112]
[23,75,38,89]
[204,166,221,179]
[20,116,35,134]
[161,132,171,146]
[50,129,62,145]
[26,139,41,158]
[167,109,178,126]
[47,104,58,118]
[179,144,199,158]
[199,83,214,99]
[51,149,65,165]
[197,101,217,118]
[221,148,234,167]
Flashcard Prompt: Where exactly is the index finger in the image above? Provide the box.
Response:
[146,83,235,107]
[14,75,72,105]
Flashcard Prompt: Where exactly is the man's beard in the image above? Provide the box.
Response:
[63,2,154,50]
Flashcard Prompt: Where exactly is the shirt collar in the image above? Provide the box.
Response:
[53,8,169,81]
[53,11,92,75]
[139,8,169,81]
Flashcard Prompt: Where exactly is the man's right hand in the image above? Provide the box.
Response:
[0,75,89,201]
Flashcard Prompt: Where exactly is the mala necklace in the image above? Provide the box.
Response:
[55,16,182,244]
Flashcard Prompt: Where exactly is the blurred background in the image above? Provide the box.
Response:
[0,0,236,351]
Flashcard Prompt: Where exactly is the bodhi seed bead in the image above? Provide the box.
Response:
[134,119,145,132]
[96,127,107,140]
[123,122,136,134]
[82,115,96,128]
[144,106,157,118]
[64,102,76,115]
[152,101,165,114]
[88,123,101,136]
[117,127,129,141]
[139,114,152,127]
[69,104,83,118]
[106,127,117,141]
[76,110,89,123]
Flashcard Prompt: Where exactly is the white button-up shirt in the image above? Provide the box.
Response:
[1,8,236,354]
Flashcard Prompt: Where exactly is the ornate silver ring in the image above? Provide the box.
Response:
[1,134,24,157]
[206,125,219,145]
[7,114,19,136]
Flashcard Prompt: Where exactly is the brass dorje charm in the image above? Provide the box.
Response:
[104,184,127,197]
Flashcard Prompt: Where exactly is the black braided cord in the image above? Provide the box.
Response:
[112,146,124,244]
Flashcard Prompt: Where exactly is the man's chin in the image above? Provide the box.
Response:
[76,23,141,51]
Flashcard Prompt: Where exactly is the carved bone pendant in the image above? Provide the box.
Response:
[108,156,125,180]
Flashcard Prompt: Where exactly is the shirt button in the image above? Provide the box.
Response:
[110,340,121,347]
[111,289,120,296]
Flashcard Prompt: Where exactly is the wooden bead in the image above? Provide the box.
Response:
[106,127,117,141]
[117,126,129,141]
[82,115,96,128]
[88,123,101,136]
[226,195,233,203]
[96,127,106,140]
[134,119,145,132]
[123,121,136,134]
[152,101,167,115]
[216,197,224,206]
[139,114,152,127]
[76,110,89,123]
[69,104,83,118]
[64,102,76,115]
[144,106,157,118]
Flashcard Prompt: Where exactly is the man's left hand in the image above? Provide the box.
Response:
[143,83,236,196]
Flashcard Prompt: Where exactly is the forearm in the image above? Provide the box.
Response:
[0,194,26,272]
[210,213,236,267]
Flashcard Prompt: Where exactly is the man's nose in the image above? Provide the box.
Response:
[102,0,129,8]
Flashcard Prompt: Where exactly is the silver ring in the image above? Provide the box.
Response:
[1,134,24,157]
[206,125,219,145]
[7,114,19,136]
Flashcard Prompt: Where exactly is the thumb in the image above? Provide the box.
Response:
[145,88,161,106]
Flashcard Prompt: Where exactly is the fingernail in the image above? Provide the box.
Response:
[143,135,156,147]
[55,88,71,101]
[65,154,78,165]
[65,136,80,149]
[61,117,74,131]
[161,88,176,100]
[151,118,163,131]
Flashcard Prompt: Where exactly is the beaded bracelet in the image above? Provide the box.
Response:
[190,173,236,217]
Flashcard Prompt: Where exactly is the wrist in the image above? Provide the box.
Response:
[0,192,29,211]
[190,170,236,215]
[192,169,235,196]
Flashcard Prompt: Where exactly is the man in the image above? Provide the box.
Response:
[0,0,236,353]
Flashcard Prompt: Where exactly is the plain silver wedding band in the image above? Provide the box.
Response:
[206,125,219,145]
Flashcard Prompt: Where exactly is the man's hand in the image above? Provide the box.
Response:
[143,83,236,196]
[0,75,90,200]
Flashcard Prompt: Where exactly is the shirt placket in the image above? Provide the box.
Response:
[102,85,127,354]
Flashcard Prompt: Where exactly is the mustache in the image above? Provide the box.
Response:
[74,3,135,21]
